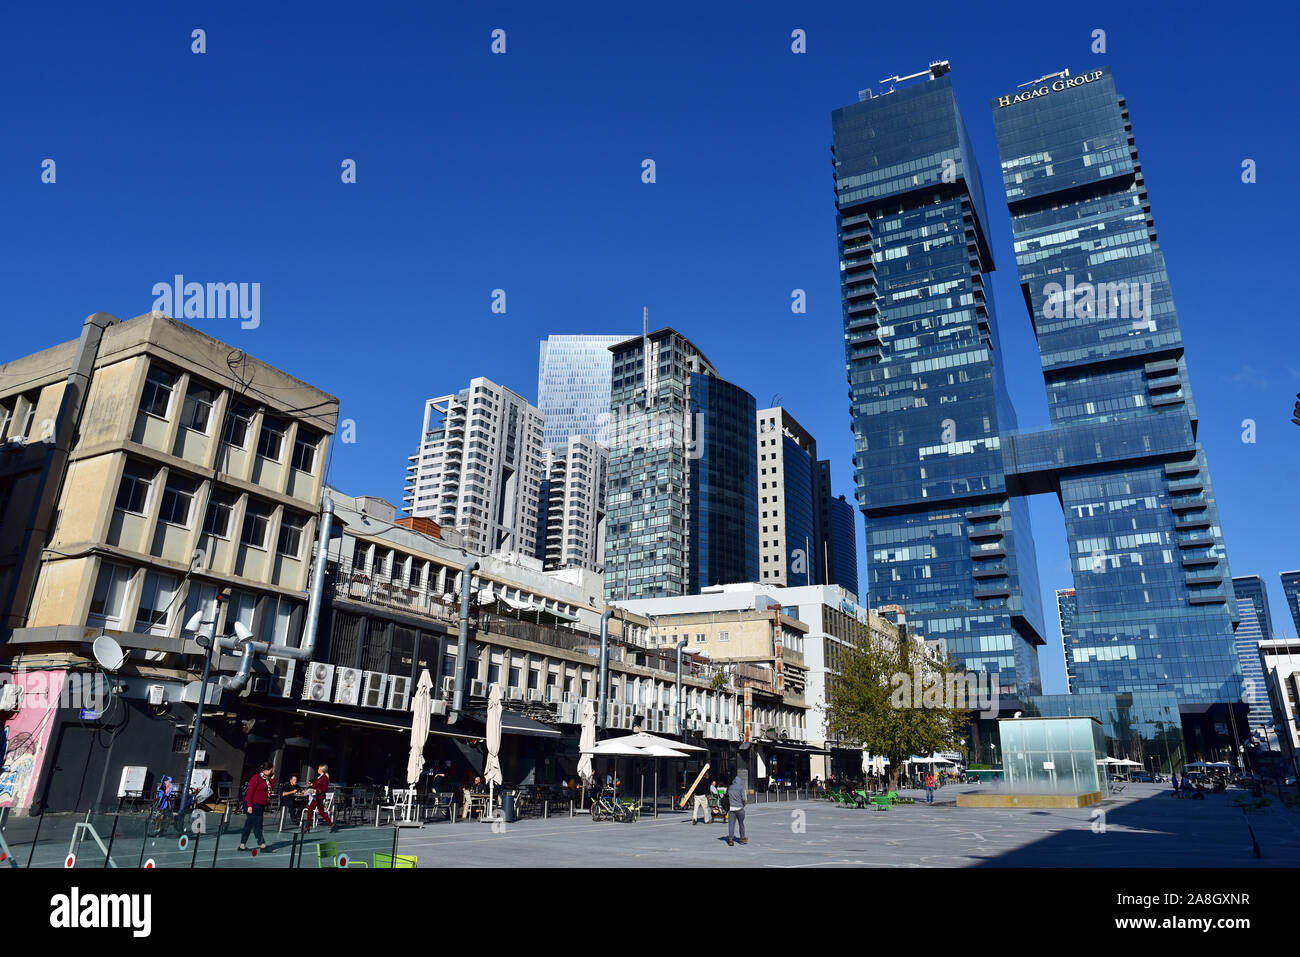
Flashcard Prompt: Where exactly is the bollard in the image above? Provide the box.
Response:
[543,800,549,820]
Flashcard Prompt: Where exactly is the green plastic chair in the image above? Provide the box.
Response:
[316,841,368,867]
[373,852,418,868]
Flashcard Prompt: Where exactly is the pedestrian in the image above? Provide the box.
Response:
[302,764,336,833]
[691,778,712,825]
[239,763,274,852]
[1171,771,1180,799]
[725,772,747,847]
[925,772,935,803]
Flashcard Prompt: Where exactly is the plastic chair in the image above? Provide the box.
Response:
[373,852,418,868]
[316,840,368,868]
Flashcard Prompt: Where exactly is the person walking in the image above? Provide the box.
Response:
[1171,771,1181,799]
[239,763,274,852]
[925,772,935,804]
[725,772,747,847]
[691,778,712,825]
[302,764,336,833]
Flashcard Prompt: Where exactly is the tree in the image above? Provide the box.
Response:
[823,632,971,790]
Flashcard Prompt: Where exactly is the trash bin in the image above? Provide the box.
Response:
[501,791,516,823]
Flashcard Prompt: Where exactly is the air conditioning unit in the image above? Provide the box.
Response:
[431,699,448,716]
[147,685,165,705]
[269,658,297,698]
[470,680,486,697]
[360,671,387,708]
[302,662,335,702]
[547,686,563,704]
[508,687,524,702]
[527,688,543,703]
[334,667,362,706]
[387,675,412,711]
[440,675,455,697]
[0,683,22,712]
[663,715,678,735]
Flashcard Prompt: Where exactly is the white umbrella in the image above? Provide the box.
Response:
[484,684,504,819]
[620,731,707,752]
[577,700,596,784]
[861,750,870,776]
[403,669,435,824]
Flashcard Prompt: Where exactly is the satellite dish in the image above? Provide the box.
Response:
[92,635,127,673]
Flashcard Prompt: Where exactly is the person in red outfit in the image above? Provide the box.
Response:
[302,764,336,832]
[239,763,274,851]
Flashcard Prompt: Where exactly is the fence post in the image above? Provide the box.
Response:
[543,800,548,820]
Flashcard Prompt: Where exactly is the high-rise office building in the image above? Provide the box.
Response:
[1232,574,1277,642]
[1232,579,1274,728]
[537,334,628,447]
[814,461,860,599]
[403,377,545,557]
[1056,588,1077,694]
[756,407,819,587]
[831,61,1046,697]
[1282,571,1300,637]
[993,67,1243,736]
[538,436,608,573]
[604,328,757,600]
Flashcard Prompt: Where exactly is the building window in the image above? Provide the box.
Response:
[695,633,706,643]
[222,403,254,448]
[257,418,285,461]
[277,513,306,558]
[139,367,176,419]
[88,563,133,628]
[202,491,236,538]
[135,571,179,635]
[271,597,296,645]
[291,431,319,473]
[718,631,730,642]
[228,590,257,632]
[241,504,271,549]
[114,464,154,516]
[159,477,197,527]
[180,386,215,433]
[183,581,220,632]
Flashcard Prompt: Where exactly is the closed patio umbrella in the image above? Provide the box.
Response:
[577,699,596,811]
[484,683,504,820]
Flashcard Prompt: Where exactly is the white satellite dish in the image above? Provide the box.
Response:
[92,635,127,673]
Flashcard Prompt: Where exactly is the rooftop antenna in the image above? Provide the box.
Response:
[1019,68,1070,88]
[878,60,950,93]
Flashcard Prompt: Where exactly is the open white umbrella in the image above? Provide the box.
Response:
[484,683,504,820]
[620,731,706,752]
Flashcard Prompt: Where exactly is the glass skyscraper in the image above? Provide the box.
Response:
[604,328,757,600]
[1229,580,1272,729]
[537,334,629,447]
[826,494,859,600]
[1232,574,1276,642]
[831,61,1046,696]
[689,375,759,593]
[993,67,1243,723]
[1281,571,1300,637]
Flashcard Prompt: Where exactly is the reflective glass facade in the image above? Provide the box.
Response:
[688,373,759,593]
[1282,571,1300,637]
[827,494,859,600]
[831,71,1045,696]
[1231,574,1275,641]
[537,335,628,447]
[1230,591,1272,728]
[1023,692,1185,771]
[993,67,1242,709]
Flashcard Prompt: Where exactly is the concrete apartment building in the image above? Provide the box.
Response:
[0,311,336,812]
[403,378,545,558]
[616,582,912,780]
[756,407,819,587]
[538,436,608,574]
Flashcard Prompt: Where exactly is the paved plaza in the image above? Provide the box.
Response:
[391,784,1299,868]
[9,784,1297,868]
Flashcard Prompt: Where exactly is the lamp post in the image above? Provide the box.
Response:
[179,613,217,824]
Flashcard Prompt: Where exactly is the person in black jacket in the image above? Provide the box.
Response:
[725,772,747,847]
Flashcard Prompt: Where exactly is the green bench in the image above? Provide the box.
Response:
[868,790,899,810]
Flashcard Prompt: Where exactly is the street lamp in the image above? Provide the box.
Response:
[179,609,253,823]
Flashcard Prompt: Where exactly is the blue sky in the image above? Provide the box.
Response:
[4,1,1298,692]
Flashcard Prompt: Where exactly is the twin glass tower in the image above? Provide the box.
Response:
[833,64,1244,756]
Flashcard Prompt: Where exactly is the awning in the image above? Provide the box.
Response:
[770,743,830,755]
[499,711,562,738]
[293,708,481,741]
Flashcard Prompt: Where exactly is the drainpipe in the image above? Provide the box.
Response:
[217,495,334,691]
[448,558,480,724]
[675,638,688,736]
[597,610,613,730]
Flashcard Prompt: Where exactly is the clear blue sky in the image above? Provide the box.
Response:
[4,1,1298,692]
